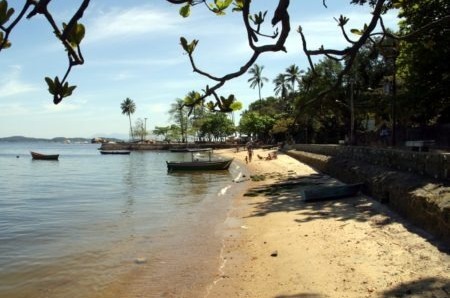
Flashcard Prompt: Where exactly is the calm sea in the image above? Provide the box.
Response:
[0,142,243,298]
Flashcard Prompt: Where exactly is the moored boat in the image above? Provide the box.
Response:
[100,150,131,155]
[166,158,233,171]
[166,148,233,172]
[30,151,59,160]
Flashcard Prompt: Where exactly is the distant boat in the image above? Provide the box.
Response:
[100,150,131,155]
[30,151,59,160]
[166,148,233,172]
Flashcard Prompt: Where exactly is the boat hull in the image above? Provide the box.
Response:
[30,151,59,160]
[100,150,131,155]
[166,158,233,171]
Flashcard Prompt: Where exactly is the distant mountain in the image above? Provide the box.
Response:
[0,136,91,143]
[0,135,126,143]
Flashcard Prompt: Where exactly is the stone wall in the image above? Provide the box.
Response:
[284,148,450,246]
[288,144,450,181]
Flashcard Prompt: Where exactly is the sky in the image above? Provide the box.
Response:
[0,0,399,139]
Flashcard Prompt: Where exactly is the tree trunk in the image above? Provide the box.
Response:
[128,114,133,141]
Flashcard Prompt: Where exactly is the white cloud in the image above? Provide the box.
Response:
[0,65,38,98]
[144,103,167,114]
[89,57,184,67]
[42,99,86,113]
[0,103,32,116]
[85,6,183,43]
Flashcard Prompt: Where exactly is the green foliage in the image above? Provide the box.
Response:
[0,0,14,26]
[239,111,275,140]
[232,0,244,12]
[121,97,136,140]
[180,37,198,55]
[169,98,189,143]
[179,4,191,18]
[62,22,85,48]
[199,112,235,141]
[167,124,182,142]
[132,118,148,141]
[336,15,349,27]
[230,101,243,111]
[271,117,294,135]
[350,28,363,35]
[209,0,233,15]
[45,76,77,104]
[120,97,136,116]
[0,31,11,49]
[153,126,170,137]
[249,11,267,27]
[183,90,201,105]
[396,0,450,124]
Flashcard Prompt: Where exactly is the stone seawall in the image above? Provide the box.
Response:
[289,144,450,181]
[285,149,450,246]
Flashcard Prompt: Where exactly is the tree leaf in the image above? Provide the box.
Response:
[180,36,190,53]
[45,77,56,95]
[179,4,190,18]
[75,23,85,45]
[350,28,362,35]
[232,0,244,12]
[0,32,11,49]
[64,85,77,97]
[0,0,14,26]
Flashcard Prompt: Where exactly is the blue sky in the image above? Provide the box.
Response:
[0,1,398,139]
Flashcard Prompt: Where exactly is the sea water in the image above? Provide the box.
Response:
[0,142,240,297]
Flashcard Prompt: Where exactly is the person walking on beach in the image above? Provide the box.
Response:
[379,124,390,146]
[246,140,254,163]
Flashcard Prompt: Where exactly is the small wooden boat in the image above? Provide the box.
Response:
[302,183,362,202]
[30,151,59,160]
[167,159,233,171]
[166,148,233,171]
[100,150,131,155]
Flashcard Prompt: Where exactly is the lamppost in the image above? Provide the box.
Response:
[337,77,356,145]
[380,39,399,146]
[349,77,355,145]
[144,117,147,141]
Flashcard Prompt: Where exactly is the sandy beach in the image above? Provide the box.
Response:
[209,148,450,298]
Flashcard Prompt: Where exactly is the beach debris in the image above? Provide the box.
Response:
[270,250,278,257]
[250,174,266,181]
[134,257,147,264]
[240,225,248,229]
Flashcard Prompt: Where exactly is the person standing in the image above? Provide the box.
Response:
[379,124,390,146]
[246,140,254,162]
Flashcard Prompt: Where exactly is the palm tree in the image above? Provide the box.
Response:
[273,73,290,99]
[285,64,303,92]
[169,98,189,143]
[120,97,136,141]
[247,64,268,110]
[273,73,291,113]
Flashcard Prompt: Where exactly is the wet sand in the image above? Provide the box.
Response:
[208,148,450,298]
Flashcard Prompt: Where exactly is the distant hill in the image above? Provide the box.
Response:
[0,136,91,143]
[0,135,125,143]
